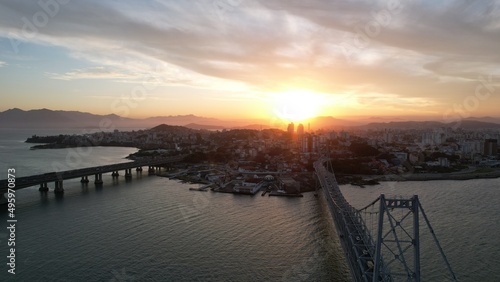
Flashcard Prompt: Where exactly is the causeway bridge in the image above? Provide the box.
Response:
[0,155,186,194]
[314,158,457,282]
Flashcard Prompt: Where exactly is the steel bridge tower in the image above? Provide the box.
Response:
[362,194,457,282]
[314,158,457,282]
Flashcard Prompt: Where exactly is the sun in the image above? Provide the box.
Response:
[271,89,326,122]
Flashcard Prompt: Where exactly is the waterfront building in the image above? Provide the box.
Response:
[279,176,300,193]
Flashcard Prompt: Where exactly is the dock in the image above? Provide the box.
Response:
[268,191,303,197]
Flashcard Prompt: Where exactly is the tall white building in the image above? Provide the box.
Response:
[422,131,444,146]
[384,130,393,143]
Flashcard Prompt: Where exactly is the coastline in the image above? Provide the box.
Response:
[23,135,500,185]
[28,143,139,150]
[344,169,500,184]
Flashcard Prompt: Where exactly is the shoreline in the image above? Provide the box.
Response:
[23,134,500,185]
[28,143,139,150]
[342,169,500,183]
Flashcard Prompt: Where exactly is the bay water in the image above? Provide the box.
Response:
[0,128,498,281]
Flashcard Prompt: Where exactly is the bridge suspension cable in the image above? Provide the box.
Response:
[314,158,457,282]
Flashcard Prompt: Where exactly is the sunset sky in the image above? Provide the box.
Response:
[0,0,499,123]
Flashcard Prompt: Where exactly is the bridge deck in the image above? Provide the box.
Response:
[315,158,388,282]
[0,155,186,193]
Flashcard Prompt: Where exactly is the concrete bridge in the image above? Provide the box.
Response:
[0,155,186,194]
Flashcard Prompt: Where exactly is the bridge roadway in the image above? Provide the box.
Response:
[0,155,186,193]
[314,158,389,282]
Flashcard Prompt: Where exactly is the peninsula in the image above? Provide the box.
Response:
[25,122,500,192]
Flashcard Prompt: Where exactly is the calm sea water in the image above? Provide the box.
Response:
[0,128,498,281]
[341,179,500,282]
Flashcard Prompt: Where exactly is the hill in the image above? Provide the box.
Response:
[359,120,500,130]
[2,108,499,130]
[0,108,227,129]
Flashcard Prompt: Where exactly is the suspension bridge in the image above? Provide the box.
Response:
[314,157,457,282]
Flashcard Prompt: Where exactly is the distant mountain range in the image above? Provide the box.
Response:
[1,108,499,130]
[0,108,229,129]
[358,119,500,130]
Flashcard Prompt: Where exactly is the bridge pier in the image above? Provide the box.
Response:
[125,168,132,179]
[148,166,155,175]
[0,193,7,205]
[39,182,49,192]
[54,180,64,193]
[111,171,120,177]
[0,155,186,196]
[94,173,103,185]
[80,176,90,183]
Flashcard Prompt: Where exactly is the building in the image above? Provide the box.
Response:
[460,140,482,157]
[329,131,337,140]
[302,134,319,153]
[287,122,295,139]
[383,130,393,143]
[339,130,350,140]
[279,176,300,193]
[394,152,408,162]
[422,131,444,146]
[483,139,498,156]
[297,123,304,137]
[438,157,450,167]
[233,178,262,195]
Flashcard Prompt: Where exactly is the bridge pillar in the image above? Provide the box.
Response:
[136,167,143,172]
[39,182,49,192]
[125,168,132,179]
[148,166,155,175]
[54,180,64,193]
[0,193,7,205]
[94,173,103,185]
[112,171,120,177]
[80,176,90,183]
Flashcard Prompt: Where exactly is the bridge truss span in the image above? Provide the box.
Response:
[314,157,385,281]
[314,158,457,282]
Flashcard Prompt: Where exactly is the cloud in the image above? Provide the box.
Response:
[0,0,499,115]
[0,61,6,67]
[47,66,137,80]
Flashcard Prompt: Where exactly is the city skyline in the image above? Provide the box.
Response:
[1,0,499,123]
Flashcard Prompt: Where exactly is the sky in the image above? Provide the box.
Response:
[0,0,499,123]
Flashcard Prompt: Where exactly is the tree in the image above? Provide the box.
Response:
[349,142,380,157]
